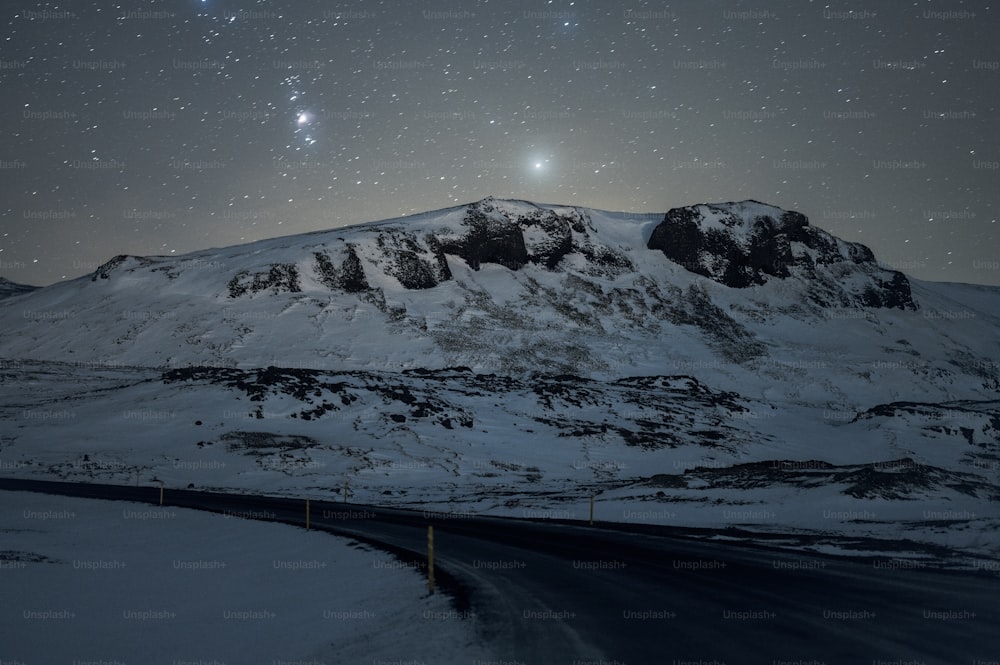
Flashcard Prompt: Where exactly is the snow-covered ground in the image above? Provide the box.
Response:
[1,197,997,566]
[1,359,996,564]
[0,491,488,664]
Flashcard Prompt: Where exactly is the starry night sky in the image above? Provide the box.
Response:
[2,0,998,287]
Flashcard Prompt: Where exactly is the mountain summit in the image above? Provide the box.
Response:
[0,197,994,398]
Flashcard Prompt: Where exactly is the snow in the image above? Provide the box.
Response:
[679,200,794,244]
[0,197,997,565]
[1,198,994,398]
[0,491,489,664]
[1,357,996,562]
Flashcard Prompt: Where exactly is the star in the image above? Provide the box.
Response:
[0,0,995,288]
[529,153,552,176]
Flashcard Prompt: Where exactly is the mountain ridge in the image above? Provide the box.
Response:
[1,196,998,561]
[0,276,39,299]
[0,197,996,396]
[81,196,912,300]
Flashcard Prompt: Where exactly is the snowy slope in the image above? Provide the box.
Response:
[1,491,487,663]
[0,276,38,299]
[0,197,996,399]
[1,197,998,561]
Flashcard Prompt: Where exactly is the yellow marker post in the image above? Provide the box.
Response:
[427,525,435,595]
[306,498,311,530]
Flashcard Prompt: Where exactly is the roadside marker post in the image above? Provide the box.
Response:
[306,498,310,530]
[159,482,164,506]
[427,525,435,595]
[590,495,594,525]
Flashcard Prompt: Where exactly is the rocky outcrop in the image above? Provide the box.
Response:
[313,245,370,293]
[439,202,530,271]
[647,200,916,309]
[434,199,632,278]
[338,245,370,293]
[648,203,807,287]
[366,230,453,290]
[92,255,156,281]
[227,263,301,298]
[519,209,575,269]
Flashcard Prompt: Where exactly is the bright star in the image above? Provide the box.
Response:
[529,155,552,175]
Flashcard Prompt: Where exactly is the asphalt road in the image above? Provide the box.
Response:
[3,477,998,664]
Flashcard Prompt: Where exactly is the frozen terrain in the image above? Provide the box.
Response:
[1,197,998,562]
[0,491,487,663]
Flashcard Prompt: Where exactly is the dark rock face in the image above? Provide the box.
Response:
[366,230,453,290]
[440,204,530,271]
[648,207,703,274]
[313,245,371,293]
[647,204,806,288]
[92,255,154,281]
[227,263,301,298]
[864,271,915,310]
[303,200,637,293]
[312,251,339,289]
[93,255,130,281]
[647,201,916,310]
[424,234,453,282]
[520,210,574,269]
[435,199,632,277]
[338,245,370,292]
[392,250,439,289]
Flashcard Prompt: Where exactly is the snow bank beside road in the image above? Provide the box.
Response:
[0,491,488,664]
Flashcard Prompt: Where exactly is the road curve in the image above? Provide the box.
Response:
[2,477,998,664]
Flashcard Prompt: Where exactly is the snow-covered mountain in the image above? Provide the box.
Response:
[0,276,38,299]
[0,197,994,396]
[1,197,998,562]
